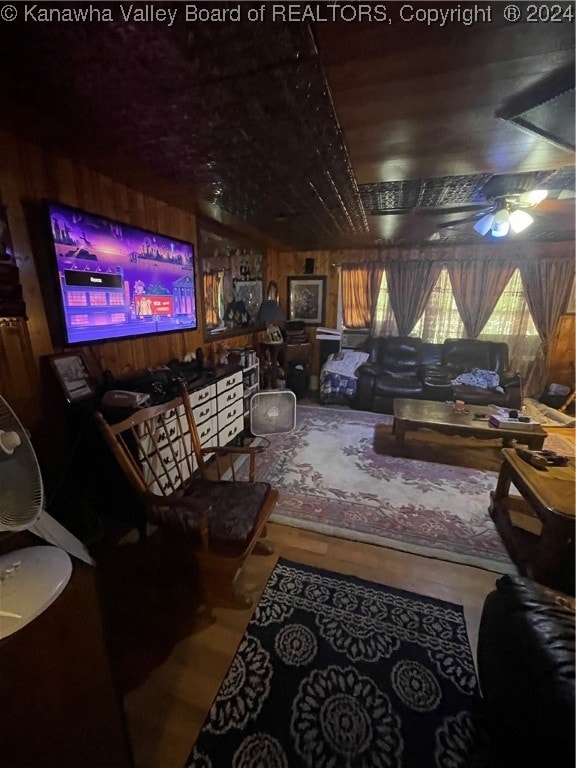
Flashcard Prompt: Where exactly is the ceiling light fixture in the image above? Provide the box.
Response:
[473,212,495,236]
[473,203,536,238]
[509,209,534,233]
[522,189,548,206]
[491,208,511,237]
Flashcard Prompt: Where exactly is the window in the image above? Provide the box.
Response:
[410,269,464,342]
[369,265,540,376]
[479,269,539,376]
[373,268,464,341]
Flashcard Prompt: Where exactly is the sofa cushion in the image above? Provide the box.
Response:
[380,336,422,375]
[421,342,443,366]
[442,339,491,375]
[374,374,423,397]
[487,341,510,373]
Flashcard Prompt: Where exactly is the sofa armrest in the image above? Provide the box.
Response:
[478,576,575,768]
[355,364,379,410]
[356,362,380,377]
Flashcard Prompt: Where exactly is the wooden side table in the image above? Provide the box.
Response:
[489,448,575,591]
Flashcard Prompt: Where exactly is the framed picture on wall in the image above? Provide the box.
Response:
[287,275,327,325]
[233,279,263,323]
[49,352,96,403]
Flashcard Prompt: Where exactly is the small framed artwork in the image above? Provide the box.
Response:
[287,276,327,325]
[234,279,263,323]
[49,352,96,403]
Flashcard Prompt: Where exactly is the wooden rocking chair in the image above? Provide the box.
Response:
[95,388,277,608]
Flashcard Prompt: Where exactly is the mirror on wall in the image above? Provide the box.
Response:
[198,220,266,340]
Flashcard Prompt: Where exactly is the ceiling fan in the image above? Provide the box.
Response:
[436,174,550,237]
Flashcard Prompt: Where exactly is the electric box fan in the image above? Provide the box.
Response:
[250,390,297,436]
[0,395,91,639]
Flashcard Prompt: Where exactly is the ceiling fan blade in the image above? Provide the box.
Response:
[436,211,492,229]
[414,203,488,216]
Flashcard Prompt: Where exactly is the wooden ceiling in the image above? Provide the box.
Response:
[0,5,573,250]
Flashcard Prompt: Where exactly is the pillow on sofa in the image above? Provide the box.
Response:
[451,368,502,390]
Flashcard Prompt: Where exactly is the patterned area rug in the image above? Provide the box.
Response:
[186,559,486,768]
[250,406,515,573]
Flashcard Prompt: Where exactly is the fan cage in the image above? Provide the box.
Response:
[0,397,44,530]
[250,390,297,436]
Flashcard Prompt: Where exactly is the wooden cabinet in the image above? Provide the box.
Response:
[134,367,246,495]
[0,535,134,768]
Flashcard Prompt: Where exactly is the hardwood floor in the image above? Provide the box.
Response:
[118,523,499,768]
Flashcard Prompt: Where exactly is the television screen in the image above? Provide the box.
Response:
[46,202,197,345]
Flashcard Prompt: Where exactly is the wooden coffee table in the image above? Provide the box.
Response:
[392,399,547,451]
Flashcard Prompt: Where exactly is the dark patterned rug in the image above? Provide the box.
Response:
[185,559,486,768]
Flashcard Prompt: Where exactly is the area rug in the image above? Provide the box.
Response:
[249,405,515,573]
[186,559,486,768]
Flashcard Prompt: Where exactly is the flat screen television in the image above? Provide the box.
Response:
[46,202,197,345]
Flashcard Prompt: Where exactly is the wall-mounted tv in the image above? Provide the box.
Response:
[46,202,197,345]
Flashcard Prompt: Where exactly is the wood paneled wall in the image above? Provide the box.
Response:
[268,250,341,330]
[0,131,208,426]
[547,313,575,390]
[2,128,574,427]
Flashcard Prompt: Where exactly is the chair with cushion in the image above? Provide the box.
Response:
[95,389,278,608]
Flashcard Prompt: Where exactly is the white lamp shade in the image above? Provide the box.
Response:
[509,209,534,233]
[491,208,510,237]
[473,213,495,236]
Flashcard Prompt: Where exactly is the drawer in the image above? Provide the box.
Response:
[148,457,197,496]
[219,414,244,444]
[218,399,243,431]
[189,383,216,408]
[203,430,219,450]
[197,415,217,446]
[192,398,216,426]
[216,370,243,395]
[217,383,242,412]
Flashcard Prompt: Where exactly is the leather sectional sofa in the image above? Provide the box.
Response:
[355,336,522,414]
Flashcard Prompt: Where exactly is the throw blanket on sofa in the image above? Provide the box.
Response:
[451,368,503,391]
[319,350,369,404]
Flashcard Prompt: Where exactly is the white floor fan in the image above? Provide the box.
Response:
[0,395,93,640]
[250,390,297,437]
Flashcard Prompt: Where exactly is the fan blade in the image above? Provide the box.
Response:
[436,211,491,229]
[414,203,488,216]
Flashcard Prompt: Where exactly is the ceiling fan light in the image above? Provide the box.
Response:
[522,189,548,206]
[473,213,495,236]
[509,209,534,233]
[491,208,510,237]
